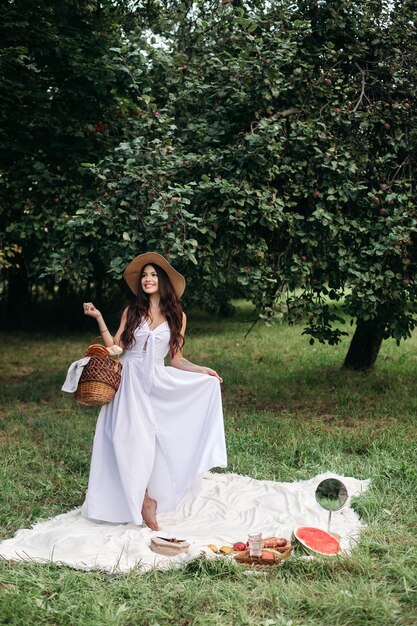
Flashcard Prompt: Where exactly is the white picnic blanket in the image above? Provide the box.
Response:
[0,472,370,573]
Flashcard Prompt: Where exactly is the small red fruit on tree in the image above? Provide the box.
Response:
[94,121,106,133]
[379,207,388,216]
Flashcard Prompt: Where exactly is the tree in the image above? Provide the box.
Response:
[4,1,417,370]
[0,0,136,324]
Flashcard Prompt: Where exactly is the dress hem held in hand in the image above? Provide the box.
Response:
[82,320,227,525]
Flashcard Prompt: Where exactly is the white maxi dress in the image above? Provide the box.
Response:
[83,320,227,525]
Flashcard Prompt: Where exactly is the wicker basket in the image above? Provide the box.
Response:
[75,341,122,407]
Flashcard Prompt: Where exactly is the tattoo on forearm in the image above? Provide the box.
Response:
[180,358,199,369]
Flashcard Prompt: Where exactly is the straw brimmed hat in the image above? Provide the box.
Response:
[123,252,186,298]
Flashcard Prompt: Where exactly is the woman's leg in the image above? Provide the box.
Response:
[141,490,158,530]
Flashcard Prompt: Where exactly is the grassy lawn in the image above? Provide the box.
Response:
[0,302,416,626]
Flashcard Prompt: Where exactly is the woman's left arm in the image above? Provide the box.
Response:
[170,313,223,383]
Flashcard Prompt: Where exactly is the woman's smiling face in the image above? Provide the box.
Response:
[141,264,159,295]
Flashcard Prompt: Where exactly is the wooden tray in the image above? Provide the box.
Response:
[234,543,292,567]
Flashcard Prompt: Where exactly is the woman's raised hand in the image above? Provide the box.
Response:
[83,302,102,319]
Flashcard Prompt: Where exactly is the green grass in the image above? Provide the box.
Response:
[0,302,416,626]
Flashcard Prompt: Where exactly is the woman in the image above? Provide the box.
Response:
[82,251,227,531]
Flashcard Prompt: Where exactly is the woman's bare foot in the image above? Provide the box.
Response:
[141,492,159,531]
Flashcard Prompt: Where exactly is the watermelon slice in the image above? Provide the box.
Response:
[292,527,341,557]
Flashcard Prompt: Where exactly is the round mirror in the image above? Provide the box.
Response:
[315,478,348,512]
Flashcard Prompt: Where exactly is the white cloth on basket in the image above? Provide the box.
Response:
[61,357,91,393]
[0,472,370,573]
[83,319,227,525]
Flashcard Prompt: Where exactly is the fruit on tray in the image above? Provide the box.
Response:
[275,538,287,547]
[263,537,287,548]
[292,527,341,556]
[261,550,275,561]
[233,542,247,551]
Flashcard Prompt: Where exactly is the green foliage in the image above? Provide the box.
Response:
[2,1,417,361]
[0,0,136,298]
[43,0,417,346]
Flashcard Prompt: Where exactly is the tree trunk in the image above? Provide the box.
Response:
[343,319,384,371]
[6,265,31,329]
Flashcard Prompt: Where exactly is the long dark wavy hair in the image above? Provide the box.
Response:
[120,263,184,357]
